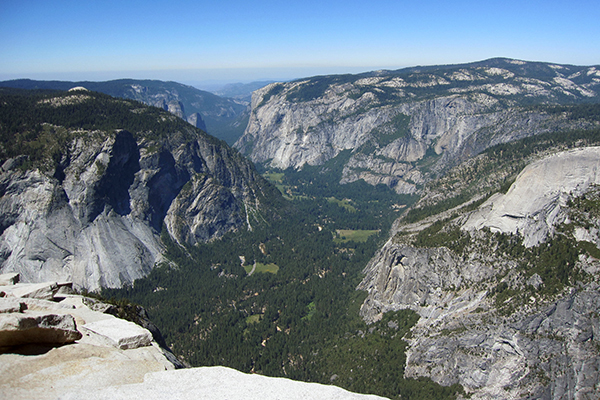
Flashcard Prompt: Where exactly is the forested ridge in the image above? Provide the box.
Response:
[0,88,221,170]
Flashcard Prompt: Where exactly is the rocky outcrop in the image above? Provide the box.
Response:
[358,147,600,398]
[0,277,386,400]
[0,272,19,286]
[463,146,600,247]
[357,242,496,322]
[0,277,181,399]
[58,366,389,400]
[359,240,600,399]
[81,318,152,350]
[0,311,82,348]
[403,284,600,399]
[235,59,600,193]
[0,92,276,290]
[187,112,207,131]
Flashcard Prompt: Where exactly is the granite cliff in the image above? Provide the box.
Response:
[358,145,600,399]
[235,58,600,194]
[0,89,279,290]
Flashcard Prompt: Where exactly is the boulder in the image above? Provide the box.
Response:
[0,298,26,313]
[8,282,58,300]
[82,318,152,350]
[0,312,82,347]
[0,273,20,286]
[54,282,74,299]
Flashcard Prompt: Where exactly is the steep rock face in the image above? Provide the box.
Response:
[235,59,600,193]
[463,146,600,246]
[404,283,600,399]
[359,240,600,399]
[358,242,497,322]
[0,92,275,290]
[187,112,207,130]
[358,147,600,399]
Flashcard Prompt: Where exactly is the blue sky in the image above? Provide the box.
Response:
[1,0,599,88]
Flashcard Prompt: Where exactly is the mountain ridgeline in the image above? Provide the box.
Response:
[235,58,600,194]
[0,79,250,145]
[0,88,281,290]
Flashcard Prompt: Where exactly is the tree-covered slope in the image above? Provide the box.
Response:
[102,173,462,400]
[0,79,249,144]
[100,99,600,399]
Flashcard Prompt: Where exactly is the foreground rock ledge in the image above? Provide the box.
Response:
[59,366,388,400]
[0,284,180,400]
[0,281,387,400]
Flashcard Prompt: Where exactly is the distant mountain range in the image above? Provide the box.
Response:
[211,81,276,102]
[2,58,600,399]
[0,78,250,145]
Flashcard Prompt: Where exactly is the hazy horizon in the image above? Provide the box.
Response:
[2,0,599,90]
[0,65,408,91]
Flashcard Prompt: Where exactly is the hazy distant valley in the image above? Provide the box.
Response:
[2,58,600,399]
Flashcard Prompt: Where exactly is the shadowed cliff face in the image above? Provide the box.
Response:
[90,130,140,221]
[0,92,277,290]
[146,149,187,231]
